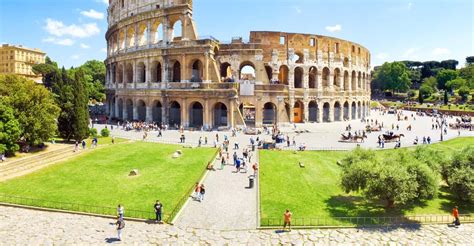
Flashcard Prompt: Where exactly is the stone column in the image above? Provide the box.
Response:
[181,98,188,128]
[339,74,344,90]
[145,60,151,86]
[317,103,323,123]
[348,102,352,120]
[204,99,211,129]
[348,73,352,92]
[328,102,334,122]
[289,97,295,123]
[288,69,295,89]
[316,71,322,90]
[182,17,188,40]
[204,52,210,83]
[147,20,152,47]
[303,101,309,122]
[133,61,137,89]
[114,99,120,118]
[134,23,139,49]
[124,26,128,51]
[133,101,138,120]
[303,67,309,89]
[123,103,128,120]
[146,105,153,122]
[255,100,262,127]
[229,99,235,128]
[328,72,334,90]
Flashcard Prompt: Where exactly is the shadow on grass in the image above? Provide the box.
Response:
[438,186,474,214]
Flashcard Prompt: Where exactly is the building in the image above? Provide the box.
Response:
[104,0,372,129]
[0,44,46,82]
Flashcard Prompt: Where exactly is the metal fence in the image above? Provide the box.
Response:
[261,214,473,227]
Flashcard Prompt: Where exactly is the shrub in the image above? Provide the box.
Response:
[442,146,474,202]
[100,128,110,137]
[89,128,98,137]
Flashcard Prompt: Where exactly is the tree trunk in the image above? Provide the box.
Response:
[387,199,395,208]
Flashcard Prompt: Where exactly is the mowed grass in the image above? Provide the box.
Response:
[0,142,217,219]
[259,137,474,225]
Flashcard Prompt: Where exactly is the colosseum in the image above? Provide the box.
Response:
[104,0,372,129]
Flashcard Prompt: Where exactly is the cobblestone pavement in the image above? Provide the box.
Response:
[1,206,472,245]
[175,137,258,230]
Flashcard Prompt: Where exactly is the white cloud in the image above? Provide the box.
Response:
[42,37,75,46]
[71,55,80,60]
[325,24,342,33]
[375,53,389,60]
[44,18,100,38]
[98,0,109,5]
[294,6,302,14]
[432,48,451,56]
[101,48,107,53]
[80,9,104,20]
[401,48,420,59]
[80,43,90,49]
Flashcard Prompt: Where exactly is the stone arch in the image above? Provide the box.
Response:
[294,67,303,88]
[333,68,341,87]
[126,99,133,121]
[118,98,124,119]
[343,57,349,67]
[351,101,357,120]
[308,101,318,122]
[239,62,256,81]
[189,101,204,128]
[151,61,162,82]
[323,102,330,122]
[137,100,146,121]
[214,102,228,127]
[116,64,123,83]
[126,26,135,48]
[220,62,232,80]
[357,101,362,119]
[118,30,125,50]
[137,62,146,83]
[125,63,133,83]
[293,51,304,63]
[151,21,163,44]
[343,71,350,91]
[169,101,181,127]
[171,60,181,82]
[279,65,289,85]
[171,20,182,40]
[137,22,148,46]
[351,71,357,90]
[265,65,272,82]
[190,59,204,82]
[322,67,330,87]
[293,100,304,123]
[263,102,277,125]
[308,66,317,89]
[343,101,349,121]
[334,101,342,122]
[152,100,162,123]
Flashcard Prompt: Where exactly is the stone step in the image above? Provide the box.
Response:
[0,147,74,172]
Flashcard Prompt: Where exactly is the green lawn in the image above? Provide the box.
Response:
[0,142,217,221]
[260,137,474,226]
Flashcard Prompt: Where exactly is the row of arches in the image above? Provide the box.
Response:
[297,100,369,123]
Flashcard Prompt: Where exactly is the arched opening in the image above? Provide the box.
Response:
[351,102,356,120]
[137,62,146,83]
[151,21,163,44]
[343,102,349,121]
[137,100,146,121]
[294,67,303,88]
[118,98,123,119]
[214,103,228,127]
[358,72,362,89]
[125,63,133,83]
[190,60,203,82]
[323,102,330,122]
[351,71,357,91]
[265,65,272,82]
[240,62,256,81]
[126,99,133,121]
[293,52,304,63]
[293,101,304,123]
[263,102,277,125]
[116,64,123,83]
[172,61,181,82]
[333,68,341,87]
[279,65,289,85]
[308,101,318,122]
[343,58,349,67]
[152,101,162,123]
[357,101,362,119]
[309,67,317,89]
[189,102,204,128]
[151,61,162,82]
[172,20,182,41]
[322,67,330,87]
[169,101,181,127]
[344,71,349,91]
[334,101,342,122]
[126,27,135,48]
[220,62,232,81]
[138,23,147,46]
[241,102,256,127]
[119,31,125,50]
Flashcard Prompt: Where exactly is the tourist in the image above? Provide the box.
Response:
[235,158,241,172]
[205,136,208,145]
[427,136,431,144]
[193,183,201,200]
[234,142,239,150]
[82,140,86,149]
[198,137,202,147]
[207,162,215,171]
[221,156,226,170]
[74,141,79,152]
[252,162,258,176]
[283,209,292,232]
[199,184,206,202]
[117,204,124,219]
[154,200,163,223]
[112,136,115,144]
[0,153,5,162]
[452,206,460,226]
[115,217,125,241]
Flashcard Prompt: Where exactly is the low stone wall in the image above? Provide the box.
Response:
[404,107,474,117]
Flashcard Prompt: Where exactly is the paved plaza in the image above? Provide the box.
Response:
[1,206,472,245]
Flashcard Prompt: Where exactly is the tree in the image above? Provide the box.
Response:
[441,146,474,202]
[444,90,449,105]
[418,90,424,104]
[422,77,437,90]
[0,98,21,155]
[466,56,474,65]
[0,75,59,145]
[419,84,434,99]
[436,69,458,90]
[458,86,470,101]
[373,62,412,93]
[340,149,438,207]
[32,56,59,88]
[459,64,474,89]
[446,78,467,91]
[440,60,459,70]
[78,60,106,103]
[70,69,91,141]
[56,68,75,140]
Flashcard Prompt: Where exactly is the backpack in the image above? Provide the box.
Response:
[118,220,125,229]
[200,188,206,194]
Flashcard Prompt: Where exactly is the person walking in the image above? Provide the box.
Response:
[453,206,460,226]
[199,184,205,202]
[74,141,79,152]
[252,162,258,176]
[117,204,124,219]
[82,140,86,149]
[115,217,125,241]
[154,200,163,223]
[283,209,292,232]
[193,183,201,200]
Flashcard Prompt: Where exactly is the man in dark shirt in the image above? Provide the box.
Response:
[154,200,163,223]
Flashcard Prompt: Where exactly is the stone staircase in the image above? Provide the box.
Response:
[0,145,75,181]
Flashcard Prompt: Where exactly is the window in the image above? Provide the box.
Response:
[310,38,315,47]
[121,0,125,8]
[352,45,355,53]
[335,43,340,53]
[358,47,361,54]
[280,36,285,45]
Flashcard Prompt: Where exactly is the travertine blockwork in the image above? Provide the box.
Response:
[104,0,371,128]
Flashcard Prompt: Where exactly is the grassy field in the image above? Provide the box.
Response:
[259,137,474,226]
[0,142,217,220]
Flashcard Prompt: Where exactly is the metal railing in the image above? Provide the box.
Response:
[261,214,473,227]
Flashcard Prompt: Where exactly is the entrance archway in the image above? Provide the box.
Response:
[294,67,303,88]
[308,101,318,122]
[351,102,356,120]
[334,101,342,122]
[153,101,162,123]
[214,103,228,127]
[137,100,146,121]
[293,101,304,123]
[240,103,256,127]
[279,65,289,85]
[189,102,203,128]
[126,99,133,121]
[357,102,362,119]
[191,60,203,82]
[172,61,181,82]
[323,102,330,122]
[118,98,123,119]
[343,102,349,121]
[263,102,277,125]
[169,101,181,127]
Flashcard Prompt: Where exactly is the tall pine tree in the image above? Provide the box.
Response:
[56,67,75,141]
[71,69,90,141]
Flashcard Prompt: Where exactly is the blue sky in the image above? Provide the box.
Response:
[0,0,472,68]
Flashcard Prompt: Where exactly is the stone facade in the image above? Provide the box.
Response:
[104,0,371,129]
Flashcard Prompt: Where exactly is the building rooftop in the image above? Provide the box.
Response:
[1,44,46,54]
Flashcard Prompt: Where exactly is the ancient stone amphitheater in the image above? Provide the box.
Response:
[105,0,372,129]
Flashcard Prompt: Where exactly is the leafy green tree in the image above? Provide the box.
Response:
[78,60,106,103]
[458,86,470,101]
[419,84,434,99]
[441,146,474,202]
[0,75,59,145]
[0,98,21,155]
[373,62,412,93]
[466,56,474,65]
[459,64,474,89]
[32,56,59,88]
[56,68,76,140]
[422,77,437,90]
[418,89,424,104]
[436,69,458,90]
[70,69,91,141]
[446,78,466,91]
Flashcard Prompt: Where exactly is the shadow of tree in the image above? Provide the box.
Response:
[438,186,474,214]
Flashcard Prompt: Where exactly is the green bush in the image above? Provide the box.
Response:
[442,146,474,202]
[89,128,98,137]
[100,128,110,137]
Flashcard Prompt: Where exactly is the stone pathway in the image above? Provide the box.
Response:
[175,136,258,230]
[1,206,472,244]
